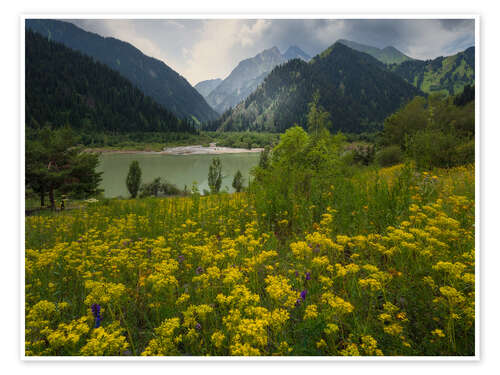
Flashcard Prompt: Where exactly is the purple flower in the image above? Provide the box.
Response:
[294,270,299,277]
[91,303,101,316]
[196,266,204,275]
[305,272,311,281]
[295,298,302,307]
[178,255,185,263]
[300,289,307,301]
[195,323,202,330]
[91,304,101,328]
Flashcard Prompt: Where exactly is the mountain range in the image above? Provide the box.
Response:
[199,46,311,114]
[25,19,475,136]
[212,42,423,133]
[25,19,219,123]
[338,39,475,95]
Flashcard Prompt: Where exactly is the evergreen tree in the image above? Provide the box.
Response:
[232,170,244,192]
[208,157,222,194]
[126,161,142,198]
[25,126,102,208]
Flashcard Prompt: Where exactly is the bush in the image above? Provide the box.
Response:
[375,146,403,167]
[352,144,375,165]
[408,130,462,170]
[139,177,181,198]
[454,140,475,166]
[139,177,162,197]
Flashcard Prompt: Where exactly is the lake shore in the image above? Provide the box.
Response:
[88,145,264,155]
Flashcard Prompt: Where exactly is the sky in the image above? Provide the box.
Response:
[68,19,475,86]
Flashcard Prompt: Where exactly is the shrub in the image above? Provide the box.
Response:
[375,146,403,167]
[408,130,461,170]
[454,140,475,166]
[352,144,375,165]
[139,177,181,198]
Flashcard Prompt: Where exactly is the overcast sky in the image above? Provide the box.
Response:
[68,19,475,86]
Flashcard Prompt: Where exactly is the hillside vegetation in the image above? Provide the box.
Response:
[388,47,475,95]
[25,30,196,134]
[337,39,414,64]
[205,46,311,114]
[212,42,422,133]
[26,19,218,122]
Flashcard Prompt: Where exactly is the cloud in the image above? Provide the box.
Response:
[68,19,475,85]
[181,19,273,84]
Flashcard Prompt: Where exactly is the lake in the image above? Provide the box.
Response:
[97,152,261,198]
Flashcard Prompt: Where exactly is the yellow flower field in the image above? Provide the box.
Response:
[25,164,475,356]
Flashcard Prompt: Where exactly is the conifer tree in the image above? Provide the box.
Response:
[232,170,244,192]
[126,160,142,198]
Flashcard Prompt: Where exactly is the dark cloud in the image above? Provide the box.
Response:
[66,18,475,85]
[439,19,475,31]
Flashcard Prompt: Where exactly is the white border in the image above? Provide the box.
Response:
[19,14,480,362]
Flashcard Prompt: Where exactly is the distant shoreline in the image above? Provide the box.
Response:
[87,145,265,156]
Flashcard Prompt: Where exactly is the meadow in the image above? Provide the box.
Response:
[25,163,475,356]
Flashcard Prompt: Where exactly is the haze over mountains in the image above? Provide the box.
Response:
[198,46,311,114]
[194,79,223,98]
[26,19,219,123]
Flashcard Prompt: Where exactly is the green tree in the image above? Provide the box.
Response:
[208,157,222,194]
[25,126,102,208]
[381,96,428,149]
[232,170,244,192]
[126,161,142,198]
[307,91,332,138]
[258,146,271,169]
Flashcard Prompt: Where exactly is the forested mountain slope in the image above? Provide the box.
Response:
[212,42,422,133]
[26,30,196,133]
[26,19,219,122]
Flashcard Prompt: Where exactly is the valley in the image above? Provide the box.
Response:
[23,18,476,358]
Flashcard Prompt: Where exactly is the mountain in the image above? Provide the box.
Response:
[337,39,413,64]
[194,78,222,97]
[25,30,195,134]
[388,47,475,95]
[25,19,219,123]
[212,42,422,133]
[283,45,311,61]
[205,46,311,114]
